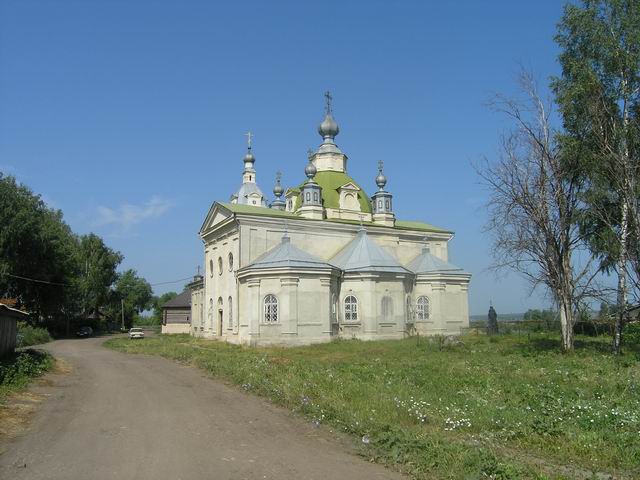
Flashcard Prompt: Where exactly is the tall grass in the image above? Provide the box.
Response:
[16,321,52,347]
[106,333,640,479]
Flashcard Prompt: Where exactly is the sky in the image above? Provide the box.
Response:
[0,0,568,315]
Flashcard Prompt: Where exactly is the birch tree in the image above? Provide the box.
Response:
[553,0,640,354]
[479,73,594,352]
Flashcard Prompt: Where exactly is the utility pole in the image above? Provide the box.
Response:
[121,298,125,331]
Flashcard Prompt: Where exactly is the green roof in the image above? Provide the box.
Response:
[217,202,451,234]
[288,171,372,213]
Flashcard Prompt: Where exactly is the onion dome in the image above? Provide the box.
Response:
[318,90,340,142]
[305,159,317,179]
[244,150,255,164]
[273,171,284,198]
[318,114,340,140]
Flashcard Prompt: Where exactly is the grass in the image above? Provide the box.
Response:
[105,333,640,479]
[0,349,54,402]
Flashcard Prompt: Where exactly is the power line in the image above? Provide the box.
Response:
[4,272,193,288]
[149,276,193,287]
[5,273,72,286]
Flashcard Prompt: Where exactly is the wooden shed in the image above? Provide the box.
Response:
[161,290,191,334]
[0,304,28,357]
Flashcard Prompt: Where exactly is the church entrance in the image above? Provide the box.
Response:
[218,310,223,335]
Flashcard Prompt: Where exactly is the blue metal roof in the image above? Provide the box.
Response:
[329,229,411,274]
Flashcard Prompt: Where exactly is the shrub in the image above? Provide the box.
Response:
[0,349,53,390]
[16,322,52,347]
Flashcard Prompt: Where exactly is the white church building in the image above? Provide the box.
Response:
[188,94,470,346]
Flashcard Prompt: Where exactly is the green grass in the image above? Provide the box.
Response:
[105,333,640,479]
[0,349,54,401]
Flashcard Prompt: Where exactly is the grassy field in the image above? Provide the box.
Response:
[105,334,640,479]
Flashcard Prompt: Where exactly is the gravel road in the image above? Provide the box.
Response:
[0,336,402,480]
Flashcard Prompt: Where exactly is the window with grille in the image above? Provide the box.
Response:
[344,295,358,322]
[416,296,430,320]
[263,294,278,323]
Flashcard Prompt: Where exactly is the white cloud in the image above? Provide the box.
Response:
[93,196,173,230]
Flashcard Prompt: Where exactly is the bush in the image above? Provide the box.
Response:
[16,322,52,347]
[0,349,53,390]
[625,322,640,346]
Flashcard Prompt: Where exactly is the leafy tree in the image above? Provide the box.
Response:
[151,291,178,324]
[77,234,123,316]
[553,0,640,353]
[0,173,81,333]
[110,269,153,328]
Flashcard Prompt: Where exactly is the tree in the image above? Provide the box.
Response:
[553,0,640,354]
[0,173,81,332]
[478,73,595,352]
[111,269,153,328]
[77,234,123,316]
[150,291,178,324]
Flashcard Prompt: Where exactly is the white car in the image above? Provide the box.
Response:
[128,327,145,339]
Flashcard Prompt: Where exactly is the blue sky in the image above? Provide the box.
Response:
[0,0,567,315]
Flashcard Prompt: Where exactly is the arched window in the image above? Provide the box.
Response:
[228,296,233,328]
[416,296,430,320]
[381,296,393,320]
[217,297,223,308]
[344,295,358,322]
[228,252,234,271]
[313,191,318,202]
[306,192,311,202]
[218,257,223,275]
[378,199,383,210]
[209,259,214,278]
[208,298,213,328]
[385,200,390,210]
[263,294,278,323]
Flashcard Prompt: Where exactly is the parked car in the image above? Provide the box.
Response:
[128,327,145,339]
[76,326,93,338]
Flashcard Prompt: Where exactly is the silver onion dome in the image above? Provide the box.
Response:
[305,160,317,179]
[244,150,255,164]
[273,181,284,198]
[318,114,340,140]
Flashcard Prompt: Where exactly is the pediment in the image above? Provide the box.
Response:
[338,182,360,192]
[200,202,232,235]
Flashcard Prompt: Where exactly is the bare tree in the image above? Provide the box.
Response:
[478,73,595,352]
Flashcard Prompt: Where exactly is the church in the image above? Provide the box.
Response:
[188,94,471,346]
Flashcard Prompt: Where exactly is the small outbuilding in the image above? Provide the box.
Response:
[0,303,28,357]
[161,290,191,334]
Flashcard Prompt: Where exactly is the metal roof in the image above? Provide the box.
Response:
[231,182,267,206]
[243,235,336,271]
[407,248,467,274]
[216,202,450,233]
[162,290,192,309]
[329,229,411,274]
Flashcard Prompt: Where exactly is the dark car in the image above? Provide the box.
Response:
[76,326,93,338]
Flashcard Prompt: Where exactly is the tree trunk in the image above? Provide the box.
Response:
[613,200,629,355]
[559,297,574,352]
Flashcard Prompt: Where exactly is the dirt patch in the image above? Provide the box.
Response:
[0,358,70,444]
[0,391,45,441]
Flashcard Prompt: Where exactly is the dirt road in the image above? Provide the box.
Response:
[0,337,402,480]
